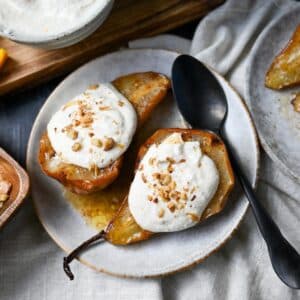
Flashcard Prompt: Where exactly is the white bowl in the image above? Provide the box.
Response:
[0,0,114,50]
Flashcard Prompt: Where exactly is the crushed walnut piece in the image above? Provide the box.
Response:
[141,173,147,183]
[167,202,176,212]
[186,212,200,222]
[148,157,156,166]
[72,142,82,152]
[118,100,124,107]
[103,137,115,151]
[158,208,165,218]
[91,138,103,148]
[72,119,80,127]
[64,126,78,140]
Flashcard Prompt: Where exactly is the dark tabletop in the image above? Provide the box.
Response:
[0,22,197,166]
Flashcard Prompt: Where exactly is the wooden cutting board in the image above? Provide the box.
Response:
[0,0,224,96]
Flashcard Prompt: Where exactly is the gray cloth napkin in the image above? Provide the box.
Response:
[1,0,300,299]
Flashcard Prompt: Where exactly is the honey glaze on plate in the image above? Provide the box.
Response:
[64,176,129,231]
[64,136,137,231]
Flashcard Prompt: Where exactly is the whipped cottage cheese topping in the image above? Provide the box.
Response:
[128,133,220,232]
[47,83,137,169]
[0,0,109,40]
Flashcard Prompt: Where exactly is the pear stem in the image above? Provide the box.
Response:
[63,230,106,280]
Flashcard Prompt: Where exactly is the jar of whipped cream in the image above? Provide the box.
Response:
[0,0,114,49]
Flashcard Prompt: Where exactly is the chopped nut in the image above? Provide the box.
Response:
[181,192,188,200]
[91,138,103,148]
[179,159,186,163]
[158,208,165,218]
[103,137,115,151]
[160,174,171,186]
[66,128,78,140]
[72,142,82,152]
[153,173,161,180]
[89,132,94,137]
[148,157,156,166]
[89,84,99,90]
[187,213,200,222]
[80,113,93,127]
[153,198,158,203]
[167,202,176,212]
[72,119,80,127]
[177,203,185,209]
[99,106,111,111]
[167,164,174,173]
[118,100,124,107]
[191,195,196,201]
[169,181,176,190]
[166,157,175,164]
[117,143,125,149]
[141,173,147,183]
[147,195,153,202]
[0,194,8,202]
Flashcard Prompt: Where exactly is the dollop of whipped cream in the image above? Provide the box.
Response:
[47,83,137,169]
[0,0,109,40]
[128,133,219,232]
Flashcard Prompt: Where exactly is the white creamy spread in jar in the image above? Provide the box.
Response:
[0,0,109,40]
[47,83,137,169]
[128,133,220,232]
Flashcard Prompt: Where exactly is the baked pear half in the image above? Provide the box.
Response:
[265,24,300,89]
[105,128,235,245]
[63,128,235,280]
[39,72,171,194]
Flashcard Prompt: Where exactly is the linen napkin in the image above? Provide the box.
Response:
[1,0,300,299]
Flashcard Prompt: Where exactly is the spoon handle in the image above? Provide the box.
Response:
[226,144,300,288]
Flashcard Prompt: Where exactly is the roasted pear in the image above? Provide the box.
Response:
[265,25,300,89]
[105,128,235,245]
[64,128,235,279]
[39,72,171,194]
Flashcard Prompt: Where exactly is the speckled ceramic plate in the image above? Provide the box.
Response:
[246,8,300,182]
[27,49,259,278]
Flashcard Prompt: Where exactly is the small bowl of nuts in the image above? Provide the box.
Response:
[0,147,30,228]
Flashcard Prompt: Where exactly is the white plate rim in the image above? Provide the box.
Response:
[26,48,260,278]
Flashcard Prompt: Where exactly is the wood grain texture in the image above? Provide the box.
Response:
[0,0,224,96]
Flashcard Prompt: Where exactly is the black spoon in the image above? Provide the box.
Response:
[171,54,300,289]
